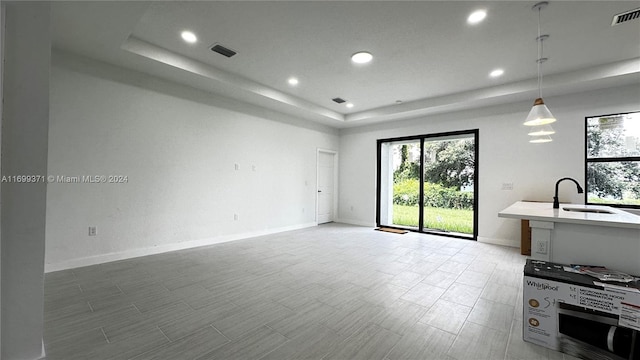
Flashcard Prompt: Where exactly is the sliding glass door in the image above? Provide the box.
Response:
[378,139,422,230]
[377,130,478,240]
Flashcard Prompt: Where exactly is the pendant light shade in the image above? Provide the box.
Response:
[527,122,555,136]
[529,135,553,143]
[524,98,556,126]
[529,135,553,144]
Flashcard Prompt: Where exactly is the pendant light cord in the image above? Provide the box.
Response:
[537,6,543,99]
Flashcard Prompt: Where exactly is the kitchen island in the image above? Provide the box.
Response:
[499,201,640,275]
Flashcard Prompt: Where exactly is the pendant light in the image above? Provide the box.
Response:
[525,1,556,142]
[527,124,555,136]
[530,136,553,143]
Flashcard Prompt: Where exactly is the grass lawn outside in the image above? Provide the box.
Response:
[587,196,640,206]
[392,204,474,234]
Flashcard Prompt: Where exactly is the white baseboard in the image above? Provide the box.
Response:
[45,222,317,272]
[477,236,519,248]
[334,218,376,227]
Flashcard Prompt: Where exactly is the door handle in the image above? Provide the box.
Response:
[318,190,322,193]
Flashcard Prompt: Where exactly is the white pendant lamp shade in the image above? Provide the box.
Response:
[524,98,556,126]
[529,135,553,143]
[527,123,555,136]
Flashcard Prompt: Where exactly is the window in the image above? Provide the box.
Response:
[585,111,640,208]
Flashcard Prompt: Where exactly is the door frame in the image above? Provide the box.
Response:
[316,148,338,224]
[376,129,479,240]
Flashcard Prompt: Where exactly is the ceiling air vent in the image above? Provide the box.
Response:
[611,7,640,26]
[211,44,237,58]
[332,97,346,104]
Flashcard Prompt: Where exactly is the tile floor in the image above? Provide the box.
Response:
[43,223,577,360]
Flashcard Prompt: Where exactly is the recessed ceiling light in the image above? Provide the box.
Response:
[288,77,299,86]
[489,69,504,77]
[181,31,197,44]
[467,10,487,24]
[346,103,354,108]
[351,52,373,64]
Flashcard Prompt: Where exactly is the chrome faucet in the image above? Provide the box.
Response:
[553,177,584,209]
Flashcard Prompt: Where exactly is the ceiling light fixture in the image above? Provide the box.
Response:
[489,69,504,78]
[529,136,553,143]
[351,51,373,64]
[180,31,198,44]
[346,103,354,108]
[525,1,556,143]
[467,10,487,24]
[288,77,299,86]
[527,124,555,136]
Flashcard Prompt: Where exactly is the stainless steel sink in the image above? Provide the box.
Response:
[562,207,614,214]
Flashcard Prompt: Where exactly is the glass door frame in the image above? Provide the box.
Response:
[376,129,479,240]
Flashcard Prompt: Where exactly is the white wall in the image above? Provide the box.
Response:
[1,3,50,359]
[338,84,640,246]
[46,52,339,271]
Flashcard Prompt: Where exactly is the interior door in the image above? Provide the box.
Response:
[317,151,335,224]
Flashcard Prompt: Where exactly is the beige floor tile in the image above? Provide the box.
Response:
[419,299,472,334]
[440,283,483,307]
[447,322,509,360]
[481,281,519,305]
[361,282,410,307]
[131,326,228,360]
[400,282,446,308]
[466,298,514,333]
[437,260,469,276]
[260,322,341,360]
[420,269,460,289]
[370,298,428,335]
[323,322,401,360]
[319,298,384,336]
[466,260,498,274]
[455,269,491,288]
[386,322,456,360]
[388,270,425,288]
[195,325,287,360]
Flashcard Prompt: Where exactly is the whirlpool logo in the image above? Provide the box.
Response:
[526,280,559,291]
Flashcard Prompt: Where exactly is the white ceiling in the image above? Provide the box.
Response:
[51,1,640,128]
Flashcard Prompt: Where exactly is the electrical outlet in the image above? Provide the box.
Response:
[234,163,240,171]
[536,240,547,254]
[501,182,514,190]
[88,226,97,236]
[234,213,239,221]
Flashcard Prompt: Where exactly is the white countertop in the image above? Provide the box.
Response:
[498,201,640,229]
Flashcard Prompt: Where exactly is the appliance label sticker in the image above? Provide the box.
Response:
[619,301,640,331]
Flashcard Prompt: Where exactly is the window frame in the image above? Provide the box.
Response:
[584,111,640,209]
